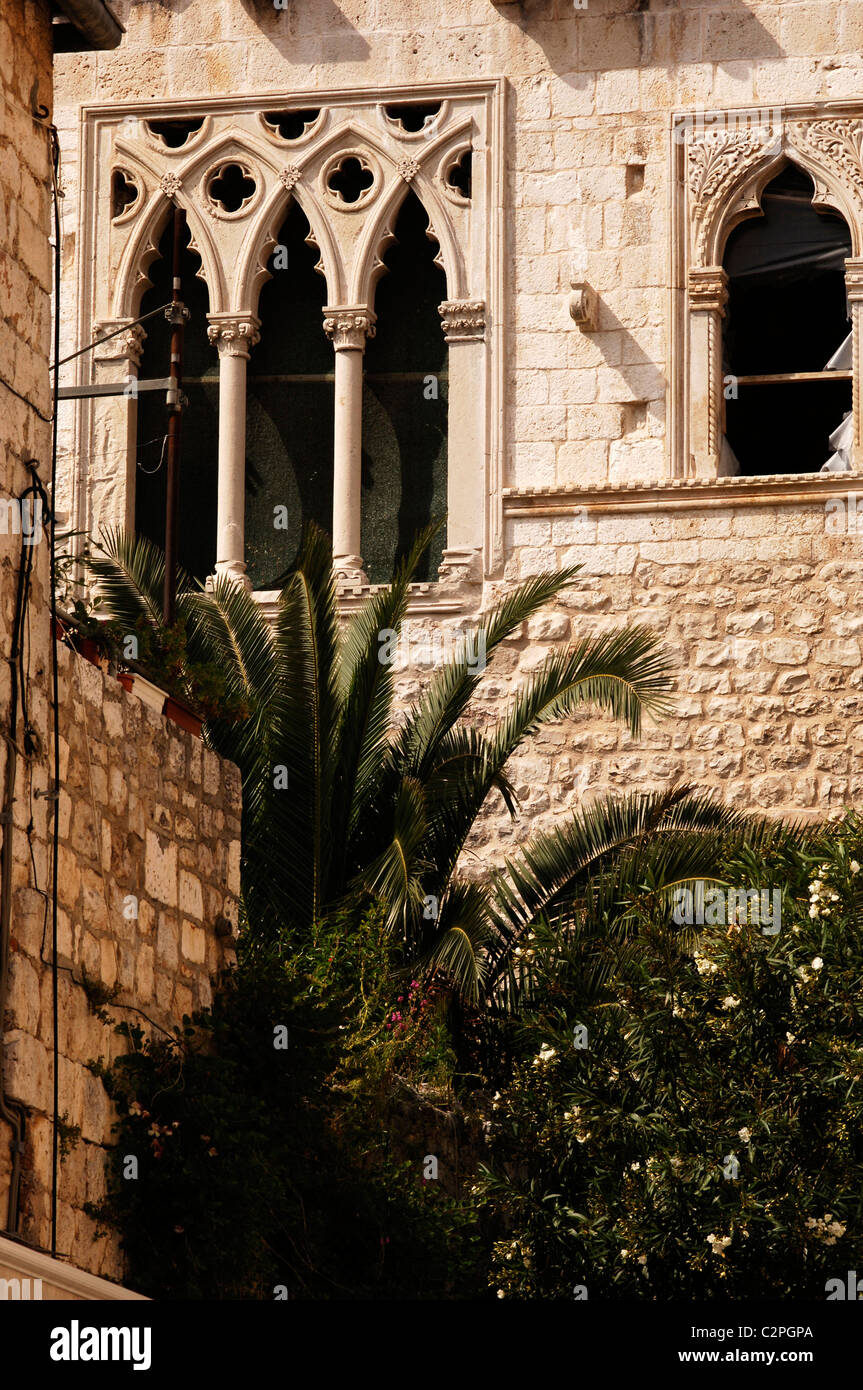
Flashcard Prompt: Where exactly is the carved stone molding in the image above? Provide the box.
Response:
[686,128,773,264]
[279,165,301,191]
[159,172,182,200]
[322,307,376,351]
[206,313,261,359]
[92,319,146,366]
[788,119,863,210]
[438,298,485,342]
[845,256,863,303]
[687,266,728,314]
[397,157,421,183]
[568,281,598,332]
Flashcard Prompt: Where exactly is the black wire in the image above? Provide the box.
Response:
[48,125,62,1259]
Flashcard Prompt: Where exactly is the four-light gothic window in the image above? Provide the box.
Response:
[84,87,501,599]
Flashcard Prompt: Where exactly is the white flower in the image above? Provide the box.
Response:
[812,956,824,971]
[497,1289,505,1299]
[738,1127,751,1143]
[630,1161,641,1172]
[810,880,823,892]
[722,995,741,1010]
[830,893,839,902]
[809,905,820,919]
[851,861,860,875]
[707,1233,732,1256]
[620,1248,629,1259]
[786,1032,797,1044]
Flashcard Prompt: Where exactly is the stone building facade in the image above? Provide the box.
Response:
[1,0,241,1296]
[52,0,863,841]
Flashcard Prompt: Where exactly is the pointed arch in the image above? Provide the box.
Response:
[113,189,225,318]
[235,181,340,314]
[353,172,465,306]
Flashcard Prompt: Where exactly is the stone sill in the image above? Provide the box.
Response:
[504,473,863,516]
[0,1234,148,1300]
[253,583,476,619]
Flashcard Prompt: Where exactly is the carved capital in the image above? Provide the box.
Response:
[844,257,863,303]
[92,319,146,366]
[687,266,728,314]
[207,313,261,359]
[568,281,599,332]
[323,307,376,351]
[438,299,486,342]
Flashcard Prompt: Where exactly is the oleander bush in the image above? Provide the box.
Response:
[475,811,863,1299]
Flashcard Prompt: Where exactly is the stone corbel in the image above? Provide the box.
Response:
[568,281,598,332]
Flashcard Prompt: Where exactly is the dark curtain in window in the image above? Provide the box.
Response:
[362,192,448,585]
[245,202,333,590]
[135,220,218,582]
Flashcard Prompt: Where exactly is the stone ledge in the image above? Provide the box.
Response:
[0,1235,149,1300]
[504,473,863,514]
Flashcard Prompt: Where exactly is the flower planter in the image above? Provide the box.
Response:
[164,695,203,739]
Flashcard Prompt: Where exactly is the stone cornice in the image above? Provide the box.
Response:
[503,474,863,515]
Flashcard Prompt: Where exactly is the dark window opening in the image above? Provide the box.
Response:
[362,192,448,585]
[111,170,138,219]
[446,149,472,199]
[722,163,852,476]
[245,203,333,590]
[208,163,256,213]
[146,118,204,148]
[384,102,441,134]
[135,221,218,584]
[263,109,320,140]
[326,156,374,205]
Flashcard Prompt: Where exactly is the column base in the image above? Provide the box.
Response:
[333,555,368,590]
[209,560,252,591]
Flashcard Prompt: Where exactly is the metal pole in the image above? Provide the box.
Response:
[163,204,186,626]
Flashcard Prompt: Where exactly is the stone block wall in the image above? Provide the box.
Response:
[2,645,242,1282]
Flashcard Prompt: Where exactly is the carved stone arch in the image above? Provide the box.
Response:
[235,180,340,315]
[113,188,225,319]
[690,129,863,270]
[352,173,464,308]
[167,124,281,189]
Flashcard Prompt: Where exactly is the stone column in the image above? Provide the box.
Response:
[91,319,146,532]
[687,267,728,479]
[437,299,486,583]
[206,312,260,587]
[845,258,863,472]
[323,307,375,584]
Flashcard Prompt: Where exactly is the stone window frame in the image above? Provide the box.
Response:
[68,80,506,615]
[669,102,863,483]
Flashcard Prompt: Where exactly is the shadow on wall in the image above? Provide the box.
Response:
[492,0,783,75]
[237,0,370,60]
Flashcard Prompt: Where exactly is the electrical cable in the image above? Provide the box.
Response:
[48,124,63,1259]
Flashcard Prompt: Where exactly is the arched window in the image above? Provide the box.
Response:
[722,163,853,476]
[135,220,219,582]
[361,192,448,584]
[245,202,333,590]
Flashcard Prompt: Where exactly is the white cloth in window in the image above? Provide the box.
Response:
[821,331,854,471]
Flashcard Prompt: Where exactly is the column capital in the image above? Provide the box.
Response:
[438,299,486,342]
[845,257,863,303]
[322,306,376,351]
[207,312,261,359]
[687,266,728,313]
[93,319,146,367]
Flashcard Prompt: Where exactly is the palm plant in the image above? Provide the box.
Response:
[85,523,766,1003]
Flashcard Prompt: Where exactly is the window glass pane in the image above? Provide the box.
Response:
[362,192,448,584]
[135,220,218,582]
[245,202,333,589]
